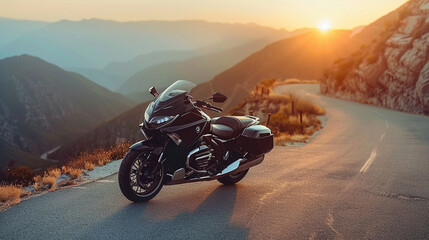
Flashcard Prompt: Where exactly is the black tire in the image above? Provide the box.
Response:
[118,149,165,202]
[217,169,249,185]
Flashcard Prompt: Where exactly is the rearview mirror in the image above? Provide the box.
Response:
[149,86,159,98]
[212,92,227,103]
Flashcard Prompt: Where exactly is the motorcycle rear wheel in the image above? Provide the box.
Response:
[118,149,165,202]
[217,169,249,185]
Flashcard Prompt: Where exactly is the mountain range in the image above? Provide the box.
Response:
[0,19,289,70]
[0,55,134,168]
[117,29,311,100]
[0,17,48,50]
[118,40,275,97]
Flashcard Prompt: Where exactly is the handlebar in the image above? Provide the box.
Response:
[195,100,223,113]
[209,105,223,112]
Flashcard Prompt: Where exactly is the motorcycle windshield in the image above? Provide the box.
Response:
[145,80,197,122]
[158,80,196,103]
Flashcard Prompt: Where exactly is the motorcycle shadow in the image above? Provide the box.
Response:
[80,184,249,239]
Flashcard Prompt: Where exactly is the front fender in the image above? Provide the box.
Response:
[129,139,156,151]
[129,139,165,157]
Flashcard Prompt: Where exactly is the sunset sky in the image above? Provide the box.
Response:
[0,0,408,30]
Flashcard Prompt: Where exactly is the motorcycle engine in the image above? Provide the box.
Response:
[186,135,225,173]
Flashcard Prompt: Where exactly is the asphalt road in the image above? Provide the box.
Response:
[1,84,429,239]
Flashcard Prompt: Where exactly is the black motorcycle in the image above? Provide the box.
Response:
[118,80,273,202]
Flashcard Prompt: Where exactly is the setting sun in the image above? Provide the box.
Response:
[318,19,332,32]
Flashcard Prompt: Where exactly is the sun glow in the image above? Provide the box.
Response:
[318,19,332,32]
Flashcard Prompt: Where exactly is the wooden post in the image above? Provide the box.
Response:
[300,111,303,125]
[291,101,295,114]
[266,113,271,127]
[266,99,270,112]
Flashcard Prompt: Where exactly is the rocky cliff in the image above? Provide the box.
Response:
[321,0,429,115]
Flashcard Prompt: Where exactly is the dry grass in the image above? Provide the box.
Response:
[30,143,129,191]
[273,78,320,87]
[0,143,130,209]
[274,133,315,145]
[33,168,61,190]
[42,176,57,191]
[0,185,22,204]
[61,166,82,179]
[231,79,325,145]
[67,143,129,171]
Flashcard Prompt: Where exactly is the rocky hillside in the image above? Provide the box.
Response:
[321,0,429,115]
[0,55,134,168]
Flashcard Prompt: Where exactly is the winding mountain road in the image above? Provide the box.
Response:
[1,84,429,239]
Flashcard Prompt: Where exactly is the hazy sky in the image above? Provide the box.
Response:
[0,0,408,30]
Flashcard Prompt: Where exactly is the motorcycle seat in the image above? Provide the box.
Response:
[210,116,256,139]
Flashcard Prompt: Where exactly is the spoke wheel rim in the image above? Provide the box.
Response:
[129,153,163,197]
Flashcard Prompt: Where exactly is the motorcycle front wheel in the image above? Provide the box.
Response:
[118,149,165,202]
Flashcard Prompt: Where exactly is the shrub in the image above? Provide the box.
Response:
[269,112,302,134]
[7,166,34,185]
[42,176,57,191]
[61,166,82,179]
[67,142,129,171]
[84,161,95,171]
[33,168,61,190]
[0,185,22,203]
[108,143,129,160]
[33,175,43,189]
[259,79,276,88]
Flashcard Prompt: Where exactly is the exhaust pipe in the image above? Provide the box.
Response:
[167,155,264,185]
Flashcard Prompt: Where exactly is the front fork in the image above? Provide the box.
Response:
[130,138,169,175]
[149,151,164,175]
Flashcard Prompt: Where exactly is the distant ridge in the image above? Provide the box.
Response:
[0,19,289,69]
[0,55,134,168]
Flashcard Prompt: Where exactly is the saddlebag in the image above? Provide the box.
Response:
[240,125,273,156]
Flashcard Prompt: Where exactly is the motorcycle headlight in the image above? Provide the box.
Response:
[148,115,177,128]
[144,102,154,123]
